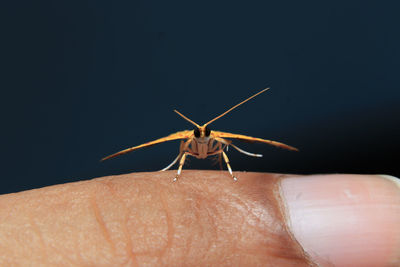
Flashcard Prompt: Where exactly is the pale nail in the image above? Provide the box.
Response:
[280,174,400,267]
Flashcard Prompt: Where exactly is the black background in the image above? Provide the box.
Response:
[2,1,399,194]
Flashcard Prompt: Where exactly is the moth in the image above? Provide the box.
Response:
[102,88,298,181]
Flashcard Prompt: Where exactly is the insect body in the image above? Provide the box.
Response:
[102,88,298,181]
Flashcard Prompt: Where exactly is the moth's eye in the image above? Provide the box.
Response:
[205,126,211,137]
[194,128,201,138]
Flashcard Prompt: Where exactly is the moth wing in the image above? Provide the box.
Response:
[102,130,193,161]
[212,131,298,151]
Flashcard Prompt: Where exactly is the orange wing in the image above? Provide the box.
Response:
[212,131,298,151]
[102,130,193,161]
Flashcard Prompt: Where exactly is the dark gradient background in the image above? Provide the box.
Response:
[1,1,399,194]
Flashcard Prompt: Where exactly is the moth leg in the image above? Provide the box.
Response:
[208,139,221,154]
[209,143,223,169]
[218,142,224,170]
[160,153,181,171]
[160,140,190,171]
[218,153,223,170]
[230,144,263,157]
[221,151,237,181]
[216,143,223,170]
[174,152,188,182]
[215,137,262,157]
[207,141,227,156]
[214,137,232,152]
[210,154,220,166]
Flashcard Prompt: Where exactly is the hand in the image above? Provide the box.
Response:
[0,171,399,266]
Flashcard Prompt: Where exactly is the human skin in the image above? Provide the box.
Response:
[0,171,398,266]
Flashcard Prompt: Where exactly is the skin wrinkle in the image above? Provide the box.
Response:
[223,190,277,256]
[224,196,247,245]
[42,198,85,266]
[167,175,226,262]
[109,176,170,263]
[194,193,218,260]
[201,195,219,255]
[158,190,174,262]
[99,179,138,267]
[75,227,88,266]
[170,177,237,265]
[208,187,253,262]
[183,231,192,266]
[89,193,116,255]
[240,208,275,248]
[127,183,179,264]
[184,201,196,264]
[62,189,90,265]
[48,246,79,266]
[177,185,201,266]
[29,216,47,263]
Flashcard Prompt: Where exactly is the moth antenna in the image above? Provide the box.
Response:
[204,88,270,126]
[174,110,201,128]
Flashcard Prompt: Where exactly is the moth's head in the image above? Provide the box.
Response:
[194,125,211,138]
[174,88,270,138]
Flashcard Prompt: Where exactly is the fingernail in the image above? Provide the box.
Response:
[280,174,400,267]
[379,174,400,190]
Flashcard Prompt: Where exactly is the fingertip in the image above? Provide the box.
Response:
[279,174,400,267]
